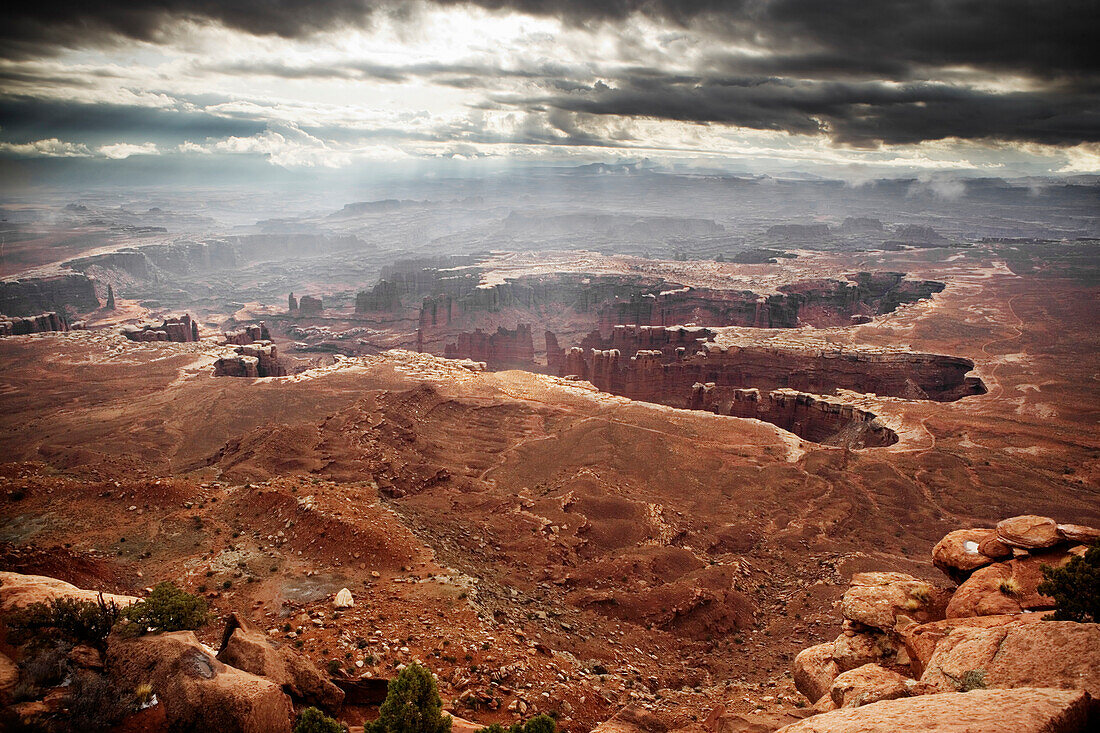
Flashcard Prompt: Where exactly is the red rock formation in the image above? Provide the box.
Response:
[0,274,99,317]
[443,324,535,368]
[297,295,323,316]
[0,312,68,336]
[562,338,985,404]
[223,323,272,345]
[121,314,199,342]
[692,385,899,448]
[214,341,286,377]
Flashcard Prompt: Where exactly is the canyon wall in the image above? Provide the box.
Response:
[443,324,535,368]
[690,384,898,448]
[223,323,272,345]
[562,337,985,403]
[0,311,68,336]
[0,274,99,317]
[121,314,199,343]
[213,341,286,378]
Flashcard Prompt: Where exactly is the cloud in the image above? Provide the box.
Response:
[0,138,92,157]
[98,141,158,158]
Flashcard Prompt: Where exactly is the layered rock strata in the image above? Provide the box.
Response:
[0,311,68,336]
[788,516,1100,729]
[121,314,199,342]
[213,341,286,378]
[443,324,536,368]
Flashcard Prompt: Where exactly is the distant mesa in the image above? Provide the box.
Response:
[443,324,535,369]
[0,311,71,337]
[289,292,323,316]
[0,274,99,318]
[222,322,272,346]
[121,313,199,342]
[214,341,286,378]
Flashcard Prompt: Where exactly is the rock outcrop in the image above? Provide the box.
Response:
[121,314,199,342]
[108,631,295,733]
[788,517,1100,729]
[563,336,984,404]
[216,613,344,712]
[223,323,272,345]
[0,273,99,317]
[443,324,536,368]
[296,295,323,316]
[0,571,139,611]
[214,341,286,378]
[0,311,68,336]
[775,688,1096,733]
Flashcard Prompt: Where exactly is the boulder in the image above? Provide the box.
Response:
[945,551,1072,619]
[920,621,1100,697]
[932,529,997,581]
[333,588,354,608]
[840,572,949,633]
[216,613,344,712]
[976,534,1013,560]
[832,629,902,672]
[900,614,1044,677]
[996,515,1061,549]
[0,571,139,611]
[829,664,912,708]
[1058,524,1100,544]
[793,643,838,703]
[107,630,294,733]
[773,687,1096,733]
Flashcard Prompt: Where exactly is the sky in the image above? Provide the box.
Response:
[1,1,1098,184]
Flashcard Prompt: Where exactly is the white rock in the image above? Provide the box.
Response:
[333,587,354,608]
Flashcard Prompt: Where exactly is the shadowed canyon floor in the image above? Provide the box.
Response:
[2,248,1099,730]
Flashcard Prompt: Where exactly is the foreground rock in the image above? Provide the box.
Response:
[997,515,1062,549]
[921,621,1100,697]
[216,613,344,712]
[108,631,294,733]
[775,687,1097,733]
[0,570,139,611]
[945,551,1073,618]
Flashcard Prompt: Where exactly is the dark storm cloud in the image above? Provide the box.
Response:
[515,75,1100,146]
[0,96,266,145]
[5,1,1096,77]
[2,1,1098,148]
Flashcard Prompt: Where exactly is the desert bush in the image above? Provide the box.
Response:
[368,664,452,733]
[62,671,136,732]
[123,582,207,633]
[294,706,345,733]
[1038,542,1100,622]
[6,594,122,649]
[957,669,987,692]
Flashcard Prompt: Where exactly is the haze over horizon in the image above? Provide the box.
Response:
[2,0,1099,190]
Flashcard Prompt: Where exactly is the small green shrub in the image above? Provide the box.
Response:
[958,669,987,692]
[1038,542,1100,622]
[6,594,122,649]
[294,706,345,733]
[326,658,343,676]
[367,664,451,733]
[124,582,207,633]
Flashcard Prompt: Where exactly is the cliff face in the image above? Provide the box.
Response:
[559,332,984,446]
[0,274,99,317]
[595,273,944,330]
[443,324,535,368]
[0,311,68,336]
[223,323,272,345]
[214,341,286,377]
[690,385,898,448]
[121,314,199,342]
